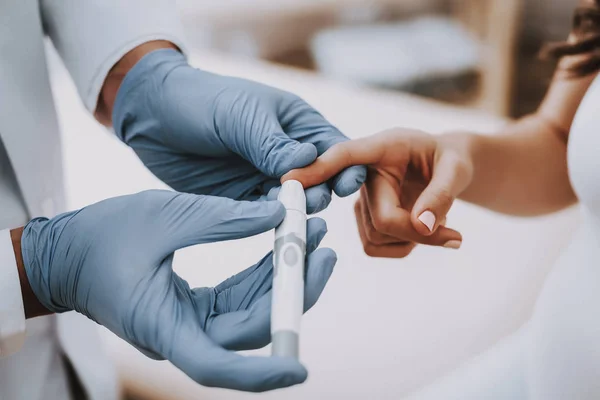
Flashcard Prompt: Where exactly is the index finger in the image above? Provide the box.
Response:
[282,137,385,189]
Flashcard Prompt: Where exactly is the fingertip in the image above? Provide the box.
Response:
[324,247,338,260]
[242,199,285,232]
[413,209,437,236]
[280,170,293,183]
[296,363,309,384]
[332,165,367,197]
[305,184,332,213]
[443,239,463,250]
[276,143,318,177]
[306,217,328,252]
[266,186,280,201]
[294,143,319,168]
[281,168,305,186]
[200,355,309,392]
[312,247,338,270]
[277,358,308,383]
[266,200,287,221]
[252,357,308,391]
[307,217,328,236]
[437,226,463,245]
[281,163,320,189]
[304,248,337,310]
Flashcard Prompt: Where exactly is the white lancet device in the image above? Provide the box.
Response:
[271,180,307,358]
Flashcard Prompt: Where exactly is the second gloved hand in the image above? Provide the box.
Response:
[20,190,336,392]
[112,49,366,213]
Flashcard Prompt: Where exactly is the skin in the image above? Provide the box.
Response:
[284,32,598,258]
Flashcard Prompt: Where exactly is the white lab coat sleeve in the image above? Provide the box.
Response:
[40,0,188,113]
[0,229,26,358]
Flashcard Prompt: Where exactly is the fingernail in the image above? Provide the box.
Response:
[418,211,436,232]
[443,240,462,249]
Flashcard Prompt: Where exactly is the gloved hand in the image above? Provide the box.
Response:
[21,190,336,392]
[112,49,366,214]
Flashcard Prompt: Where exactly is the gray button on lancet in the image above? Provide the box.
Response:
[283,246,299,266]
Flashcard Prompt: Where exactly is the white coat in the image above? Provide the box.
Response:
[0,1,186,398]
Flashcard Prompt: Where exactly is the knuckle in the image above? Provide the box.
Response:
[329,141,353,164]
[397,251,411,259]
[365,226,386,245]
[387,243,416,259]
[314,164,332,181]
[431,189,454,208]
[364,230,379,245]
[448,152,471,173]
[364,225,377,242]
[376,128,401,141]
[444,151,474,183]
[363,245,376,257]
[371,214,393,233]
[363,243,379,257]
[397,245,416,258]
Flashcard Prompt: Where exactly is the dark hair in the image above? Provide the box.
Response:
[541,0,600,76]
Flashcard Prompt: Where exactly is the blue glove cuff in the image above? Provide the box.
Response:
[21,217,73,314]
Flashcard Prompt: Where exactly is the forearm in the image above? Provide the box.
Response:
[447,115,576,216]
[95,40,178,126]
[10,227,52,319]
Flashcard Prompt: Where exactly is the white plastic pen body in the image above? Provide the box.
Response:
[271,180,307,358]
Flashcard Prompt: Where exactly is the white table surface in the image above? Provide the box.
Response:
[47,45,579,399]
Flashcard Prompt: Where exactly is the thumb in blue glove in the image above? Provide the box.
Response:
[21,190,336,392]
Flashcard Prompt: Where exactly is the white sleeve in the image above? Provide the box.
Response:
[0,229,26,357]
[40,0,189,113]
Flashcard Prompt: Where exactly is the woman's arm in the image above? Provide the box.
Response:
[285,4,600,256]
[287,61,597,220]
[282,64,597,255]
[453,52,597,215]
[456,1,600,214]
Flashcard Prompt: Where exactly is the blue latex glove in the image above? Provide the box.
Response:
[112,49,366,214]
[21,190,336,392]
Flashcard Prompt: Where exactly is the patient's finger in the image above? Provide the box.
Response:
[365,171,462,246]
[355,199,417,258]
[282,138,386,189]
[356,190,403,246]
[411,151,471,237]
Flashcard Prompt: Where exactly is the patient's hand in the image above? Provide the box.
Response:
[284,128,470,258]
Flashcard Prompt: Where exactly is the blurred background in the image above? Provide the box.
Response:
[46,1,582,399]
[176,0,572,118]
